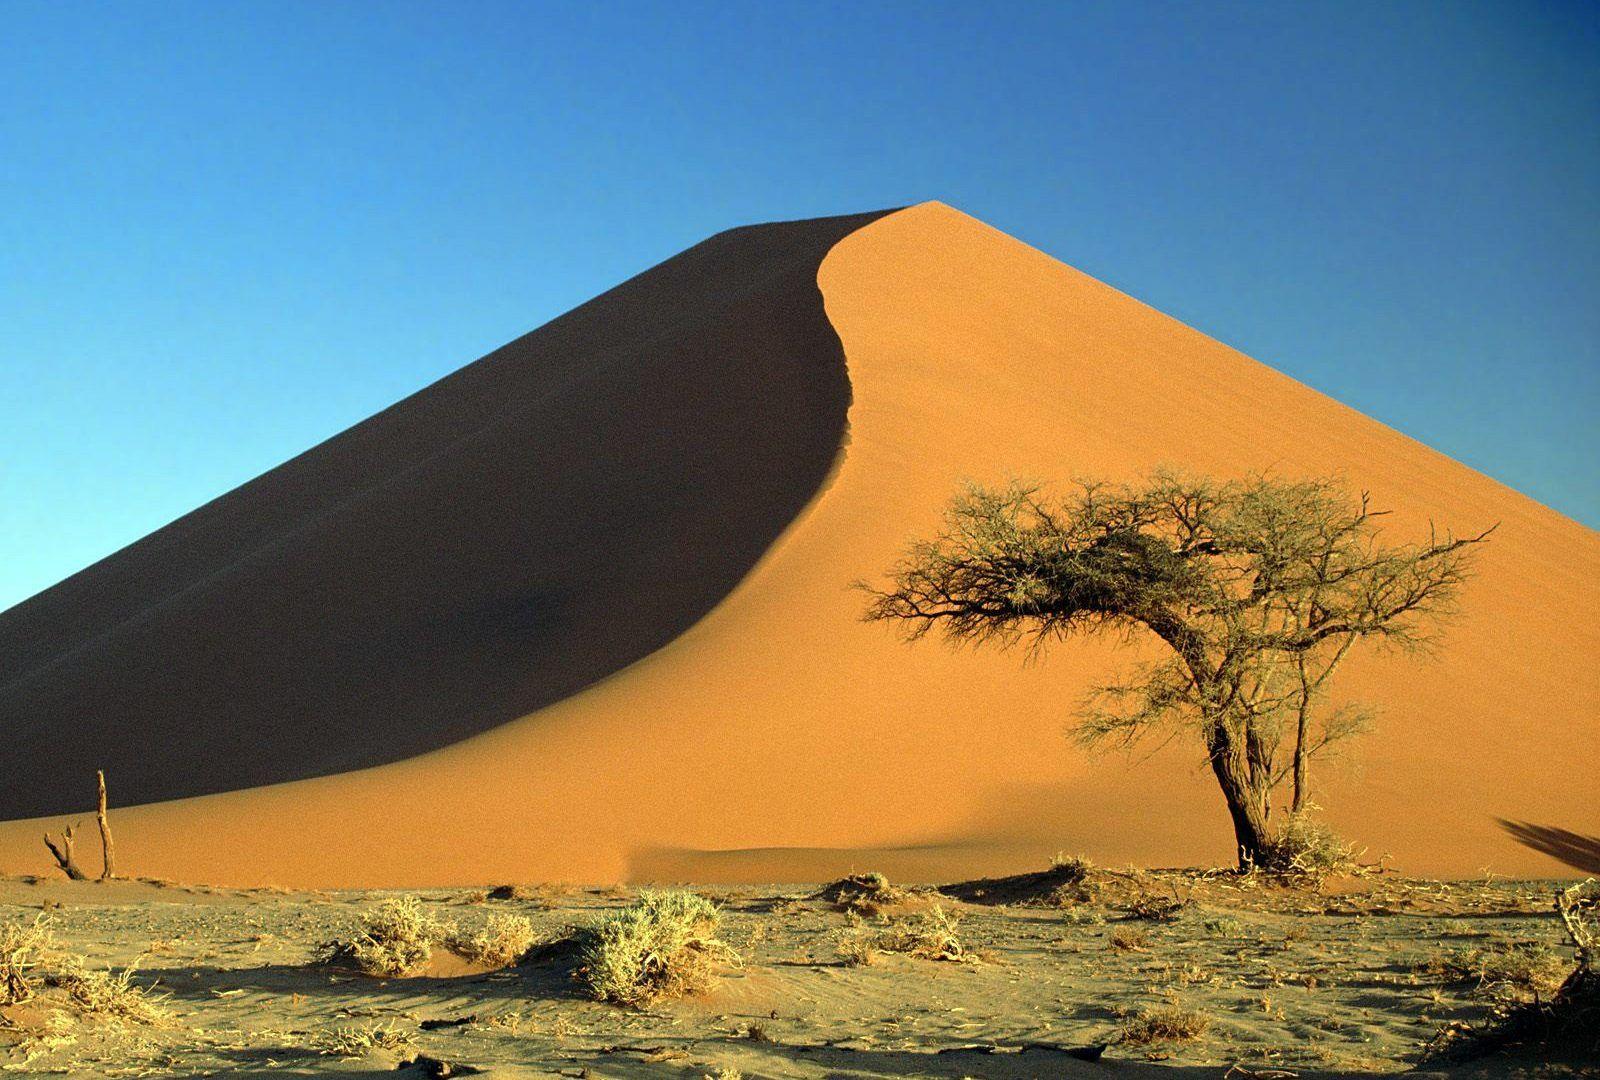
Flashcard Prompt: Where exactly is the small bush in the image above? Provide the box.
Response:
[1254,812,1357,882]
[1110,926,1149,951]
[871,904,969,962]
[48,960,171,1025]
[817,872,910,914]
[315,1020,416,1057]
[1120,1004,1210,1044]
[1124,890,1190,922]
[578,890,739,1006]
[1418,941,1568,1002]
[0,916,54,1006]
[447,911,537,969]
[837,934,879,967]
[321,896,445,977]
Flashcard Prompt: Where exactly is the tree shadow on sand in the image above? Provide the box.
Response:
[1498,819,1600,874]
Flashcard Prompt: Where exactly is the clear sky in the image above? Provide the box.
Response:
[2,1,1596,611]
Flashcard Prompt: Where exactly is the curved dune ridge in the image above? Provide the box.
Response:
[0,201,1595,886]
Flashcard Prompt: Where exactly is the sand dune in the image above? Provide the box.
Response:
[1,202,1595,885]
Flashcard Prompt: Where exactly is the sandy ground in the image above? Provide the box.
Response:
[1,868,1589,1079]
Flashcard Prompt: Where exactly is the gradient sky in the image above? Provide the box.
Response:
[2,1,1596,612]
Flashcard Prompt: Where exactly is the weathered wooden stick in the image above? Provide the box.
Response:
[96,770,115,881]
[43,823,87,881]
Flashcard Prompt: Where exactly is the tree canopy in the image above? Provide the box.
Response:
[864,470,1490,868]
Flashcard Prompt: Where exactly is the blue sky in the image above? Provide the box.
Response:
[2,1,1596,611]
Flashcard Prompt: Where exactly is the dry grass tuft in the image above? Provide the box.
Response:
[320,896,445,977]
[870,904,970,962]
[315,1020,416,1057]
[446,911,537,969]
[1124,889,1191,922]
[1417,941,1568,1002]
[816,872,911,914]
[1119,1004,1211,1044]
[577,890,739,1006]
[939,854,1095,907]
[1110,925,1150,951]
[1253,811,1358,883]
[48,959,171,1025]
[0,915,54,1006]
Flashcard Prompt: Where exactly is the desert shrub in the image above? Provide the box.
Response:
[817,872,910,914]
[1252,812,1357,882]
[1124,890,1191,922]
[871,904,969,962]
[1110,926,1149,951]
[577,890,739,1006]
[47,960,170,1024]
[939,855,1095,907]
[0,916,54,1006]
[1418,941,1568,1002]
[321,896,446,977]
[1120,1004,1210,1044]
[446,911,537,969]
[315,1020,415,1057]
[836,933,879,967]
[1423,881,1600,1067]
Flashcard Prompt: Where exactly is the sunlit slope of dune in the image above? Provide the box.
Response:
[1,202,1594,885]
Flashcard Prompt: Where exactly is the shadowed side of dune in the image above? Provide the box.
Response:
[0,209,892,819]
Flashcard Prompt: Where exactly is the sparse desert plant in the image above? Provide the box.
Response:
[446,911,537,969]
[817,872,910,914]
[1418,941,1567,1002]
[48,959,171,1024]
[1124,889,1191,922]
[1119,1004,1210,1044]
[321,895,447,977]
[836,932,880,967]
[315,1020,416,1057]
[864,472,1487,867]
[577,890,739,1006]
[871,904,969,962]
[1109,926,1149,951]
[0,915,55,1006]
[1252,809,1358,882]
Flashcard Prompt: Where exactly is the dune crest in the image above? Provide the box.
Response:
[0,202,1594,886]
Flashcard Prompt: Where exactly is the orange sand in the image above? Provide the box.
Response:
[1,202,1594,886]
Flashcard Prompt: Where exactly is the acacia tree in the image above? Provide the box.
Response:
[862,471,1489,868]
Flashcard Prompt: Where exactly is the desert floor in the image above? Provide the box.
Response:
[0,867,1588,1079]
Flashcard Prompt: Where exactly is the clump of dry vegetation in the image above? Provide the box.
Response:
[866,904,970,962]
[816,872,911,914]
[939,853,1096,907]
[1416,940,1567,1002]
[47,960,170,1024]
[0,916,53,1006]
[1110,926,1149,951]
[314,1020,416,1058]
[319,896,446,977]
[1124,888,1191,922]
[1119,1004,1210,1045]
[1425,880,1600,1066]
[577,890,739,1006]
[1251,811,1359,884]
[446,911,537,969]
[0,915,167,1026]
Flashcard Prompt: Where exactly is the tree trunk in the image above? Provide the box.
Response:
[43,824,87,881]
[1206,724,1276,868]
[96,770,115,881]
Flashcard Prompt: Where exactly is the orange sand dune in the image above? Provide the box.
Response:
[1,202,1595,886]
